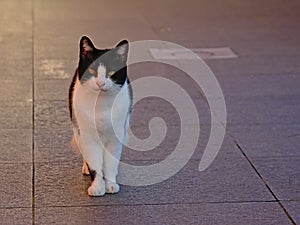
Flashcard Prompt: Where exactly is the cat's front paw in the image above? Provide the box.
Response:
[87,176,105,197]
[105,181,120,194]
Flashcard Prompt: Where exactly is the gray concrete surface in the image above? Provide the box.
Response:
[0,0,299,224]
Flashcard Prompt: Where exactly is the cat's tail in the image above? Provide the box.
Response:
[71,135,81,155]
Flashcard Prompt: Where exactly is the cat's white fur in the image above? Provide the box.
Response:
[72,64,131,196]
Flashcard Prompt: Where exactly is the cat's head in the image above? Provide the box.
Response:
[78,36,129,92]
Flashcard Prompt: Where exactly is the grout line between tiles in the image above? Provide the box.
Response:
[31,199,280,209]
[233,140,296,225]
[31,0,36,224]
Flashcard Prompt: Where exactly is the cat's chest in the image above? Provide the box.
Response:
[94,95,115,123]
[73,83,113,124]
[73,79,130,133]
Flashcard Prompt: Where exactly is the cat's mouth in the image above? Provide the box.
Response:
[100,88,107,92]
[99,86,109,92]
[90,86,107,92]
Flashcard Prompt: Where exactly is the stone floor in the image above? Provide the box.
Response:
[0,0,299,224]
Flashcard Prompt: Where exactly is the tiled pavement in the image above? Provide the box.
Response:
[0,0,299,224]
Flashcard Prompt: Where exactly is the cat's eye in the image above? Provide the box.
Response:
[108,71,115,77]
[88,68,97,75]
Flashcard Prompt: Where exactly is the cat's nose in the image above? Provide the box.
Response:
[96,80,105,88]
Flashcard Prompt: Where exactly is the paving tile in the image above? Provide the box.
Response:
[35,146,80,164]
[34,100,70,129]
[117,155,272,202]
[0,102,31,129]
[0,36,32,61]
[0,0,32,27]
[131,96,210,127]
[34,0,147,23]
[34,0,157,59]
[254,157,300,201]
[35,59,77,80]
[34,124,233,164]
[35,202,290,225]
[206,56,300,77]
[224,95,300,126]
[134,0,300,55]
[157,19,299,50]
[34,152,273,208]
[282,201,300,224]
[34,128,73,151]
[134,0,300,19]
[0,129,32,163]
[0,163,32,208]
[34,161,89,206]
[214,73,300,98]
[229,123,300,158]
[128,61,210,101]
[0,80,32,102]
[34,127,79,163]
[0,2,32,61]
[35,79,70,101]
[0,208,32,225]
[0,46,32,129]
[197,33,300,57]
[0,57,32,80]
[160,27,300,55]
[123,125,236,162]
[0,0,32,96]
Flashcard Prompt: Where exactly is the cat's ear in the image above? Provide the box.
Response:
[115,40,129,63]
[79,36,95,58]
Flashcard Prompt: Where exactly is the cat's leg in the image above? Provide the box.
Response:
[76,134,106,196]
[86,150,105,196]
[72,135,90,176]
[87,173,105,196]
[103,140,123,194]
[72,133,90,176]
[82,160,90,175]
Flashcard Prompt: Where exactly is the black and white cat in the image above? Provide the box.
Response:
[69,36,132,196]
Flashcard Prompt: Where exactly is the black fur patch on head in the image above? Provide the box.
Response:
[107,40,129,85]
[77,36,129,85]
[68,36,130,123]
[78,36,106,82]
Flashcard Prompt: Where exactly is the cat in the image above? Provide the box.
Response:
[69,36,132,196]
